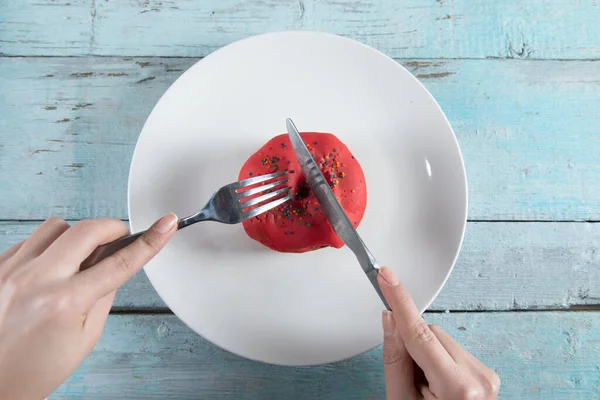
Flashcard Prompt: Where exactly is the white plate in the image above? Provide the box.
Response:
[128,31,467,366]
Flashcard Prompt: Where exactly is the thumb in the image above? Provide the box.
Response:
[72,213,178,304]
[382,310,419,399]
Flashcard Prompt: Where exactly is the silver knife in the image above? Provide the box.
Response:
[286,118,391,310]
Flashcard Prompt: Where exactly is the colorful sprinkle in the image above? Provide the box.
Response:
[340,172,346,178]
[351,189,356,193]
[333,148,338,152]
[281,143,287,149]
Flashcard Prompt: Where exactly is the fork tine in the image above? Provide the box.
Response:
[243,194,294,220]
[240,178,289,197]
[241,187,290,208]
[236,171,287,188]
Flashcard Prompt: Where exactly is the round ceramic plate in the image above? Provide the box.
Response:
[128,31,467,366]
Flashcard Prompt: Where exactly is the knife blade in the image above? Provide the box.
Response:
[286,118,390,310]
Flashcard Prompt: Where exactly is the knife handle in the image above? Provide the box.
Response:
[366,267,391,310]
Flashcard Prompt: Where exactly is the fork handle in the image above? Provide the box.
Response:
[80,211,214,271]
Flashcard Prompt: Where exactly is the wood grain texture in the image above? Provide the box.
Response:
[2,221,599,311]
[2,1,600,59]
[51,312,600,399]
[1,57,599,221]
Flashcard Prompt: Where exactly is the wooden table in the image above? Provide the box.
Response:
[1,1,599,399]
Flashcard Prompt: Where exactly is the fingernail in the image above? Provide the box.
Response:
[379,266,400,286]
[382,311,396,338]
[152,213,178,233]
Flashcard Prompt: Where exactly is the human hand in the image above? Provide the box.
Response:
[378,267,500,399]
[0,214,178,400]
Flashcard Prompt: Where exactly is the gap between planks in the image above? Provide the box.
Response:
[109,306,600,315]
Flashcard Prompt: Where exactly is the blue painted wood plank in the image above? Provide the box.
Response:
[2,221,598,311]
[0,57,598,221]
[2,1,600,59]
[0,0,91,55]
[51,312,600,399]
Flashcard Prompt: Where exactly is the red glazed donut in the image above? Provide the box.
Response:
[239,132,367,253]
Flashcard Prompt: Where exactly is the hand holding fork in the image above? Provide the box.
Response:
[82,171,292,269]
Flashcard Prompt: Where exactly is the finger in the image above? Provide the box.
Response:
[433,328,501,400]
[382,311,418,400]
[413,363,428,388]
[42,219,129,270]
[429,325,466,362]
[72,213,178,303]
[430,324,490,372]
[83,290,116,335]
[0,240,24,265]
[78,290,116,356]
[15,217,70,261]
[378,267,456,379]
[420,385,437,400]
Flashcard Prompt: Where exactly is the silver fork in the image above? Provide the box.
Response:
[81,171,292,269]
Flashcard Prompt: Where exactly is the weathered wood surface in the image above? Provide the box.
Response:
[2,0,600,59]
[2,221,598,311]
[51,312,600,400]
[1,57,599,221]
